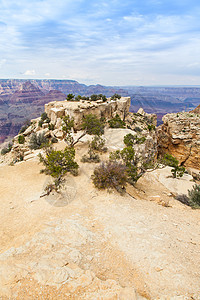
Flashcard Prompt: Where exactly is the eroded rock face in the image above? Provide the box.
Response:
[45,97,131,129]
[157,112,200,169]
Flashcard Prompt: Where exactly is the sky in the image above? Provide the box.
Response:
[0,0,200,86]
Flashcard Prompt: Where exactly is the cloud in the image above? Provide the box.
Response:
[0,0,200,85]
[24,70,36,76]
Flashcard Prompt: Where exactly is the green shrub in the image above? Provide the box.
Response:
[110,93,121,100]
[134,126,142,133]
[90,135,107,152]
[161,153,185,178]
[1,142,13,155]
[188,184,200,208]
[39,146,79,189]
[29,132,48,150]
[62,115,74,134]
[18,135,25,144]
[109,146,140,184]
[41,112,48,121]
[108,114,126,128]
[123,133,146,146]
[82,114,104,135]
[147,124,155,131]
[92,161,127,193]
[66,93,75,101]
[38,120,43,127]
[48,123,55,130]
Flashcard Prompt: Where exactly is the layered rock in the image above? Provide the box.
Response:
[10,81,44,104]
[157,112,200,169]
[45,97,131,130]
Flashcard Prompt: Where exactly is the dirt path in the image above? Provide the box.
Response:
[0,153,200,299]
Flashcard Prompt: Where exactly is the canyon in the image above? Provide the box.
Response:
[0,79,200,143]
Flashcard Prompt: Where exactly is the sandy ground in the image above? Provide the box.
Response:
[0,143,200,299]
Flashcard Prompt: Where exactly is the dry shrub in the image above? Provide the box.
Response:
[92,161,127,193]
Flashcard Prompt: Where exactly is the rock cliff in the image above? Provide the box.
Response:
[45,97,131,129]
[157,111,200,169]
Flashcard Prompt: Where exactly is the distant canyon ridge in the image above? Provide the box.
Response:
[0,79,200,143]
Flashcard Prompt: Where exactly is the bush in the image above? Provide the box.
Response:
[29,132,48,150]
[39,146,79,188]
[82,114,104,135]
[147,124,155,131]
[188,184,200,208]
[108,114,126,128]
[110,93,121,100]
[123,133,146,147]
[66,93,75,101]
[18,135,25,144]
[1,143,13,155]
[109,146,140,184]
[161,153,185,178]
[90,135,107,152]
[92,161,127,193]
[62,115,74,134]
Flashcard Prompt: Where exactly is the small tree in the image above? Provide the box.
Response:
[82,114,104,135]
[18,135,25,144]
[39,146,79,190]
[161,153,185,178]
[62,115,74,134]
[109,146,140,184]
[111,93,121,100]
[66,93,75,101]
[108,114,126,128]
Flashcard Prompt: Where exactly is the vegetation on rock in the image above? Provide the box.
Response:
[108,114,126,128]
[161,153,185,178]
[92,161,127,193]
[39,146,79,190]
[1,142,13,155]
[29,132,48,150]
[188,184,200,209]
[18,135,25,144]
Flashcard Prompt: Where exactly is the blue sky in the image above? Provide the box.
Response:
[0,0,200,85]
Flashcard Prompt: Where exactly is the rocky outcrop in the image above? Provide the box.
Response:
[45,97,131,129]
[157,112,200,169]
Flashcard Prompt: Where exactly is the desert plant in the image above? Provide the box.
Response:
[82,114,104,135]
[90,135,107,152]
[147,124,155,131]
[39,146,79,189]
[110,93,121,100]
[161,153,185,178]
[66,93,75,101]
[108,114,126,128]
[1,142,13,155]
[29,132,48,150]
[19,120,31,134]
[188,184,200,208]
[109,146,140,184]
[18,135,25,144]
[62,115,74,134]
[92,161,127,193]
[123,133,146,146]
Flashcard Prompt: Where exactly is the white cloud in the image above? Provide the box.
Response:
[24,70,36,76]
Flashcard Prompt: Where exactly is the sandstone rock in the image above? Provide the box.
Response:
[157,112,200,169]
[119,287,137,300]
[45,97,131,130]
